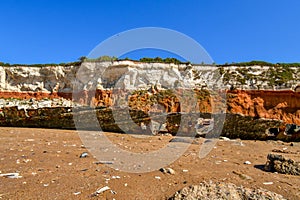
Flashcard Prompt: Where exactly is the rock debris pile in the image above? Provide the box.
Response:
[170,181,286,200]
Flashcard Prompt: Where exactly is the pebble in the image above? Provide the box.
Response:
[215,161,222,165]
[155,176,161,180]
[263,182,273,185]
[167,168,176,175]
[94,161,114,165]
[244,161,251,165]
[219,136,230,141]
[79,152,88,158]
[110,190,117,194]
[0,172,22,179]
[92,186,110,196]
[23,159,31,163]
[160,167,176,175]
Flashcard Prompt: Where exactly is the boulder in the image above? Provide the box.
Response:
[169,181,286,200]
[264,154,300,176]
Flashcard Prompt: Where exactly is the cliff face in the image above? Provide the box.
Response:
[2,61,300,92]
[227,90,300,125]
[0,61,299,125]
[0,65,76,93]
[0,106,287,140]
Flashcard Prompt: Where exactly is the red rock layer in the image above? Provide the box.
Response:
[0,89,299,125]
[226,90,300,125]
[0,91,69,100]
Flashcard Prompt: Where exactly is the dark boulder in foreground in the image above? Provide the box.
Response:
[169,181,286,200]
[264,154,300,176]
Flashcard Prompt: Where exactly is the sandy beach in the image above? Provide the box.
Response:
[0,127,299,199]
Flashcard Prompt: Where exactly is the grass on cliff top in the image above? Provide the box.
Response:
[0,61,82,67]
[1,56,300,67]
[219,60,300,67]
[0,56,188,67]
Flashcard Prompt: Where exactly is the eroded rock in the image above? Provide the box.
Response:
[264,154,300,176]
[169,181,286,200]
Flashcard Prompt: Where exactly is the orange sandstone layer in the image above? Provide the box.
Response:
[227,90,300,125]
[0,89,299,125]
[0,91,67,100]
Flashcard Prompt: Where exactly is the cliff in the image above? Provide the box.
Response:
[227,90,300,125]
[2,61,299,94]
[0,106,287,141]
[0,61,300,126]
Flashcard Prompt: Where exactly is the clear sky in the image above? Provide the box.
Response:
[1,0,300,64]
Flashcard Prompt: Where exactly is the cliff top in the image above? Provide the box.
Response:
[1,56,300,68]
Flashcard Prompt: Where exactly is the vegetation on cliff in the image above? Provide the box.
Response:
[0,61,82,67]
[220,60,300,68]
[79,56,189,65]
[1,56,300,68]
[219,64,300,89]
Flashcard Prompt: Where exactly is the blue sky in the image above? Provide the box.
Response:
[1,0,300,64]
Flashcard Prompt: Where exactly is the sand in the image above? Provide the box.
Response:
[0,127,299,200]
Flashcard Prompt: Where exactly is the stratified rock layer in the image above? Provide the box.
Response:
[1,61,300,140]
[1,61,300,125]
[227,90,300,125]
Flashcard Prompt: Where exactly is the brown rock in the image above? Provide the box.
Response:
[264,154,300,176]
[170,181,286,200]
